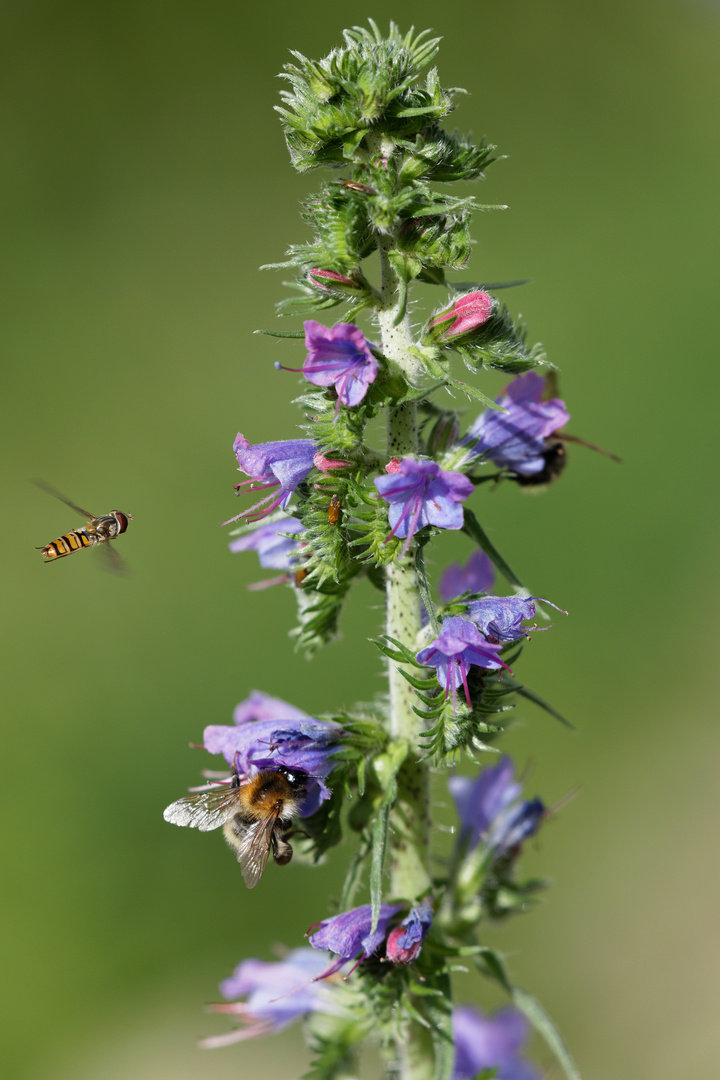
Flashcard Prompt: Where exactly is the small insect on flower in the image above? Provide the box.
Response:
[163,764,309,888]
[34,480,131,573]
[340,179,377,195]
[328,494,341,525]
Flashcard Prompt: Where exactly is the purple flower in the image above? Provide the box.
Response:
[415,616,511,710]
[221,435,317,526]
[308,903,403,978]
[466,595,538,643]
[386,898,433,965]
[303,321,378,410]
[229,517,305,570]
[203,691,343,815]
[200,948,338,1048]
[467,595,567,643]
[449,757,544,858]
[453,1005,540,1080]
[439,550,495,602]
[464,372,570,476]
[375,458,474,554]
[427,291,494,342]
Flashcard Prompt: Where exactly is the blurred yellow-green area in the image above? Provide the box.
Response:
[2,1,719,1077]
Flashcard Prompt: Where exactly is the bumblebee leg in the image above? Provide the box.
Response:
[271,832,293,867]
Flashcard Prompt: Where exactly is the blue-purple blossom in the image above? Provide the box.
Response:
[308,903,403,978]
[375,458,474,554]
[464,372,570,476]
[386,898,433,964]
[467,595,538,643]
[439,550,495,602]
[467,595,567,643]
[221,434,317,526]
[229,517,305,570]
[203,691,342,815]
[452,1005,540,1080]
[415,615,510,710]
[303,320,378,411]
[449,757,545,858]
[201,948,337,1048]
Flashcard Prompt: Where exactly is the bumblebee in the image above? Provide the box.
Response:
[163,765,308,888]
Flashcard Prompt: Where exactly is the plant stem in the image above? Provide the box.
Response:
[376,227,433,1080]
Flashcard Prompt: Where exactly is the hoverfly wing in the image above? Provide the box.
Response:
[100,541,131,576]
[234,810,281,889]
[32,480,95,520]
[163,784,240,832]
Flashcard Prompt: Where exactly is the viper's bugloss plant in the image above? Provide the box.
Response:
[163,20,612,1080]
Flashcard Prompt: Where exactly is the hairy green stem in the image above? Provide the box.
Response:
[376,224,433,1080]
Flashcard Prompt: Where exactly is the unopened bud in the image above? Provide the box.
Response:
[426,291,494,343]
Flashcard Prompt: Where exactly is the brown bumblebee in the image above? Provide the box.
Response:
[163,764,308,888]
[35,481,131,571]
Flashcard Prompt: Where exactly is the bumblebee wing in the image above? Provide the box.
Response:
[33,480,95,520]
[163,785,240,831]
[235,808,282,889]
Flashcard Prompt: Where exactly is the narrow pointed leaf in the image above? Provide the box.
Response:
[462,508,524,588]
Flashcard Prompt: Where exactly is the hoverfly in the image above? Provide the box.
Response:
[35,481,131,572]
[163,764,309,888]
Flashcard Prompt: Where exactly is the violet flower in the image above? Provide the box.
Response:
[200,948,337,1049]
[452,1005,540,1080]
[449,757,544,859]
[467,594,567,643]
[308,903,403,978]
[464,372,570,476]
[303,320,378,410]
[427,290,494,342]
[229,516,305,571]
[221,434,317,526]
[439,550,495,602]
[386,898,433,965]
[375,458,474,555]
[203,691,343,815]
[415,615,510,710]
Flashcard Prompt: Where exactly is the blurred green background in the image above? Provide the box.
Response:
[2,1,719,1077]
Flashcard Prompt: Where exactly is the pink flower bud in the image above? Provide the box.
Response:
[427,291,494,342]
[307,268,364,293]
[313,452,352,472]
[385,458,402,474]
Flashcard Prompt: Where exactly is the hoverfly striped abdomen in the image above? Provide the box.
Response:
[42,529,95,561]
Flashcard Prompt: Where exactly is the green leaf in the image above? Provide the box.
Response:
[415,541,439,634]
[445,377,505,412]
[370,802,391,932]
[424,971,454,1080]
[476,948,582,1080]
[513,684,574,729]
[253,328,306,339]
[462,508,524,588]
[369,741,407,930]
[340,832,372,911]
[512,987,582,1080]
